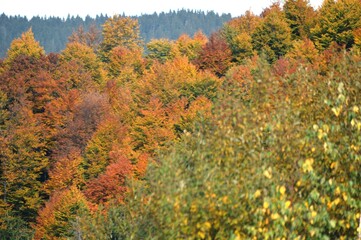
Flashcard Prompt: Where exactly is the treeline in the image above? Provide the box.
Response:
[0,0,361,239]
[0,10,231,57]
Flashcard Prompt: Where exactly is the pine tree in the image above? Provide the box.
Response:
[252,4,292,63]
[311,0,361,50]
[283,0,315,40]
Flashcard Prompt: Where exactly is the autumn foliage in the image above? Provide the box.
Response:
[1,2,361,238]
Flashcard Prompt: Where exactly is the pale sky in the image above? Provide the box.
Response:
[1,0,324,19]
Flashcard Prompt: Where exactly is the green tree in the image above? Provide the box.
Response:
[252,4,292,63]
[222,11,261,62]
[283,0,316,39]
[146,38,179,63]
[311,0,361,50]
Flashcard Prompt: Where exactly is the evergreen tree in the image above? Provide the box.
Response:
[311,0,361,50]
[283,0,315,39]
[252,4,292,63]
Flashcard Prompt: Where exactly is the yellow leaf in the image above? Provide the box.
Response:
[263,201,269,209]
[330,162,337,169]
[197,231,205,239]
[234,233,241,240]
[317,129,324,139]
[342,193,347,201]
[174,201,180,211]
[332,106,342,117]
[279,186,286,196]
[302,158,314,173]
[285,201,291,209]
[263,168,272,179]
[271,213,280,220]
[254,190,261,198]
[322,124,329,133]
[353,106,359,113]
[190,203,197,213]
[328,179,333,185]
[204,221,211,230]
[222,196,229,204]
[351,119,356,127]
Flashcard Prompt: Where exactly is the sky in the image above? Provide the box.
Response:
[0,0,324,19]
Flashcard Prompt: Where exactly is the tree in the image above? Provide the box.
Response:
[44,151,84,194]
[83,155,133,205]
[222,11,261,62]
[0,54,59,225]
[194,32,232,77]
[252,4,292,63]
[82,118,127,180]
[354,28,361,48]
[285,38,319,64]
[99,15,143,63]
[146,39,179,63]
[68,24,102,52]
[34,186,89,239]
[176,31,207,61]
[60,42,105,88]
[311,0,361,50]
[107,46,144,84]
[3,28,45,66]
[131,98,176,154]
[53,91,109,161]
[116,48,361,240]
[283,0,316,39]
[0,109,49,223]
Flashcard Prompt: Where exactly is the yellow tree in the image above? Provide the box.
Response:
[99,15,143,63]
[176,31,207,61]
[60,42,105,89]
[3,28,45,66]
[107,46,144,85]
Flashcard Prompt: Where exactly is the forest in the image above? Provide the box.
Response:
[0,0,361,239]
[0,10,231,58]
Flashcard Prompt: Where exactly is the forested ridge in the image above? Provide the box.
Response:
[0,0,361,239]
[0,10,231,57]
